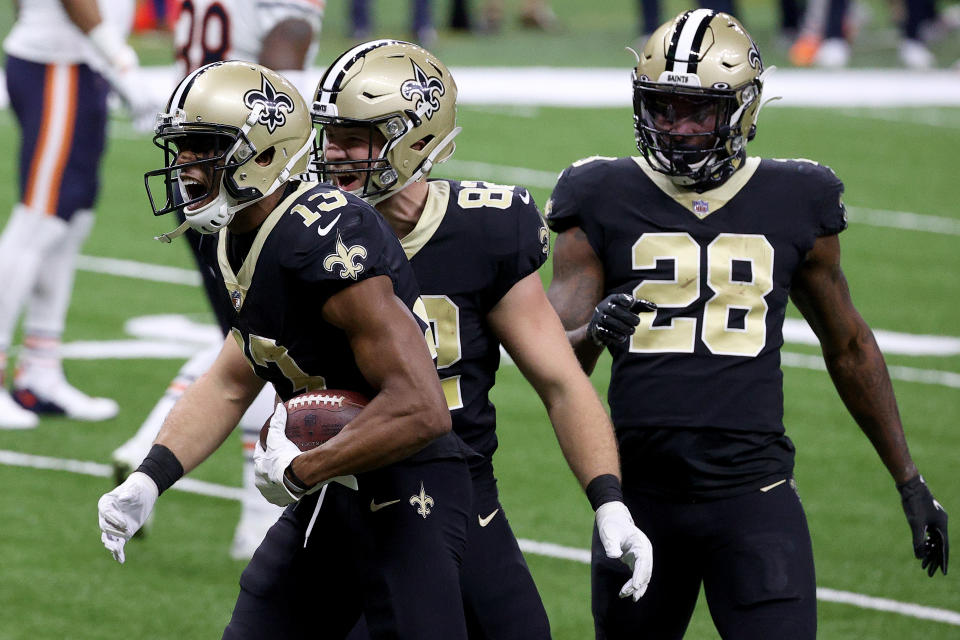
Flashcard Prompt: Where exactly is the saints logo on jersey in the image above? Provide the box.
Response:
[401,60,445,120]
[323,233,368,280]
[244,74,296,134]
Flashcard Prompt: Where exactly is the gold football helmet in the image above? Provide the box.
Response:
[633,10,769,187]
[311,39,461,203]
[145,61,314,241]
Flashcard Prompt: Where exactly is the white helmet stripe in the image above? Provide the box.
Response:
[316,39,402,108]
[668,9,715,75]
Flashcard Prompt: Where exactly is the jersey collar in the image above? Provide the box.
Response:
[400,180,449,259]
[632,156,761,219]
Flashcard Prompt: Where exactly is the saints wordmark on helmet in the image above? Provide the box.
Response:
[243,74,295,134]
[400,61,445,120]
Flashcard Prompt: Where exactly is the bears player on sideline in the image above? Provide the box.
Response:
[109,0,324,559]
[0,0,152,429]
[310,40,654,639]
[546,10,949,640]
[98,61,474,639]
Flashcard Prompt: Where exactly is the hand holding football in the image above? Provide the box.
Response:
[260,389,368,451]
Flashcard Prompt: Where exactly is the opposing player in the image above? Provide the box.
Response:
[546,10,949,639]
[110,0,324,558]
[311,40,653,638]
[98,61,474,638]
[0,0,152,429]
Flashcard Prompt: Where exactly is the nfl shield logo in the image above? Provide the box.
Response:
[693,199,709,215]
[231,289,242,311]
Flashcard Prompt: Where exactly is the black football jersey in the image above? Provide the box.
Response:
[215,181,463,461]
[547,156,847,436]
[400,179,549,459]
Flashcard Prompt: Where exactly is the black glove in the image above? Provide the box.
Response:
[587,294,657,347]
[897,475,948,577]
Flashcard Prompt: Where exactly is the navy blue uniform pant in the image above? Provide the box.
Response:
[223,457,472,640]
[592,479,816,640]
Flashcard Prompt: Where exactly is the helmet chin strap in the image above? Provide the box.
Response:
[366,125,462,205]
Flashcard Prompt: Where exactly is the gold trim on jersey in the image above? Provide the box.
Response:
[631,156,761,219]
[400,181,450,259]
[217,182,314,312]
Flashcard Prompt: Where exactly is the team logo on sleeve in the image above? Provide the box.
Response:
[539,225,550,255]
[244,74,295,134]
[323,233,368,280]
[401,61,445,120]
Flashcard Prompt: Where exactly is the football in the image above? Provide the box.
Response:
[260,389,369,451]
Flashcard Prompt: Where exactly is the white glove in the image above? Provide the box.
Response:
[596,501,653,601]
[97,471,159,564]
[87,23,157,129]
[254,404,357,507]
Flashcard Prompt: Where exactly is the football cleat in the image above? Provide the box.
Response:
[13,370,119,421]
[0,387,39,429]
[814,38,851,68]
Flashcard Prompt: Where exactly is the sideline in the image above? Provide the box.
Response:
[1,448,957,627]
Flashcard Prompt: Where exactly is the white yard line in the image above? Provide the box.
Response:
[1,448,956,627]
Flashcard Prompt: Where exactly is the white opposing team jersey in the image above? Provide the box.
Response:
[3,0,135,65]
[174,0,324,75]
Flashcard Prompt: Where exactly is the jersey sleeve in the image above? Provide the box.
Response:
[812,164,848,237]
[485,189,550,306]
[544,166,582,233]
[290,202,393,298]
[255,0,324,37]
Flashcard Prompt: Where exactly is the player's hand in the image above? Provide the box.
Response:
[86,23,157,128]
[595,501,653,601]
[898,475,948,576]
[587,294,657,347]
[97,471,159,564]
[254,404,357,507]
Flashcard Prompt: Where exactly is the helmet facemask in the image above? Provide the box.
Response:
[634,81,750,186]
[311,113,411,203]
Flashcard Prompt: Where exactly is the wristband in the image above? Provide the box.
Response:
[896,474,927,497]
[586,474,624,511]
[136,444,184,495]
[283,464,310,494]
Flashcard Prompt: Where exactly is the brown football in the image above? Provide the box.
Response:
[260,389,369,451]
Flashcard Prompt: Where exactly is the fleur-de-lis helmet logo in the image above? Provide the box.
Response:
[243,74,295,134]
[400,60,445,120]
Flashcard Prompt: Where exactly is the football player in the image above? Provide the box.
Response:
[0,0,152,429]
[546,10,949,639]
[98,61,476,639]
[110,0,324,559]
[311,40,654,639]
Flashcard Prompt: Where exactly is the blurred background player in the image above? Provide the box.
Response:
[312,39,653,638]
[0,0,152,430]
[349,0,436,44]
[547,10,948,639]
[449,0,559,32]
[109,0,324,559]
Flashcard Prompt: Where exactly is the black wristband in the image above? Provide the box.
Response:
[586,474,624,511]
[283,465,310,493]
[136,444,184,495]
[896,474,926,497]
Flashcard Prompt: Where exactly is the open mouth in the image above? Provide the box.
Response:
[333,172,362,192]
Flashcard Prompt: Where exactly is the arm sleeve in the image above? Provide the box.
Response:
[486,190,550,306]
[545,167,582,233]
[813,164,848,237]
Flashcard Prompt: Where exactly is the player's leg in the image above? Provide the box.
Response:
[592,491,702,640]
[460,459,551,639]
[11,62,117,420]
[361,458,472,640]
[223,488,364,639]
[701,479,817,640]
[231,384,285,560]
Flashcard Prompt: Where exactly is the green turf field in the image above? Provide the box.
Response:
[0,2,958,638]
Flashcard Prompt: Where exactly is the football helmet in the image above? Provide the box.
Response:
[311,40,461,203]
[632,10,768,187]
[145,61,314,241]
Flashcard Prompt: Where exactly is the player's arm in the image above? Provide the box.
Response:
[59,0,100,31]
[259,18,315,71]
[288,274,451,485]
[547,226,607,373]
[791,233,948,576]
[97,336,265,563]
[490,272,653,600]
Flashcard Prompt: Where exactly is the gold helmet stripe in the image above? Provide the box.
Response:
[666,8,715,75]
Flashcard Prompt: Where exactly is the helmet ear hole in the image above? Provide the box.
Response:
[411,135,432,151]
[255,147,276,166]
